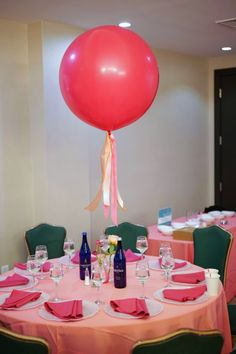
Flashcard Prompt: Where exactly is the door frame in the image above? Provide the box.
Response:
[214,67,236,206]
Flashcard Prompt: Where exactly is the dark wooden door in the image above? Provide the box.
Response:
[215,67,236,210]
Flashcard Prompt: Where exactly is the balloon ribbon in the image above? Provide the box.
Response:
[85,131,125,225]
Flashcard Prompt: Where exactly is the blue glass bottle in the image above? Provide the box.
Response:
[79,232,91,280]
[113,239,126,288]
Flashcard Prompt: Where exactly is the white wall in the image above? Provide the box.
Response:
[1,19,228,267]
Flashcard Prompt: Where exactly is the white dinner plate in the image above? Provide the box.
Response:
[0,291,49,310]
[14,267,50,277]
[103,299,163,319]
[38,300,99,322]
[0,275,38,292]
[170,271,206,286]
[157,225,174,236]
[58,255,96,267]
[153,286,208,305]
[171,222,186,230]
[222,210,235,217]
[149,258,192,272]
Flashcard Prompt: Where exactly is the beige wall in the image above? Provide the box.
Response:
[1,19,234,268]
[0,21,33,266]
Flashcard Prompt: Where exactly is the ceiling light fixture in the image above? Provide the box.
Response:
[118,21,131,28]
[221,46,232,51]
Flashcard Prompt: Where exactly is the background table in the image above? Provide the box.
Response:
[0,257,232,354]
[147,215,236,302]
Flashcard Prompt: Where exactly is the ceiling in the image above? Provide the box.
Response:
[0,0,236,57]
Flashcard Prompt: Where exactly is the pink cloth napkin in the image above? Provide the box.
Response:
[124,249,142,262]
[0,273,29,288]
[110,298,149,317]
[172,271,205,284]
[71,252,96,264]
[44,300,83,319]
[14,261,51,272]
[163,285,207,302]
[159,258,187,270]
[0,289,41,309]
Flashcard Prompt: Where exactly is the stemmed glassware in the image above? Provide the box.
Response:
[63,239,75,268]
[26,255,40,286]
[161,247,175,287]
[91,262,105,305]
[99,234,109,253]
[135,259,150,298]
[35,245,48,279]
[136,236,148,259]
[49,263,64,301]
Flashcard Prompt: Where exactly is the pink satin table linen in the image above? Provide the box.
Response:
[0,256,232,354]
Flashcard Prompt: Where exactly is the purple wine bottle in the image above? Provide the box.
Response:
[113,239,126,288]
[79,232,91,280]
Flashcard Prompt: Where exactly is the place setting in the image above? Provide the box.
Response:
[0,289,49,311]
[0,272,36,292]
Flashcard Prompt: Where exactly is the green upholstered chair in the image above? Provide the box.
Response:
[0,327,50,354]
[131,329,224,354]
[105,222,148,252]
[25,223,66,259]
[193,225,232,287]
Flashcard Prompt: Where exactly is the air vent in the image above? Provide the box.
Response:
[216,17,236,28]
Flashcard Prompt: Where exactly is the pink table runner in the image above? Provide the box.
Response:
[0,256,231,354]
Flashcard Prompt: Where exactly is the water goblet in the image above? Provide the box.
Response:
[26,255,40,286]
[50,263,64,302]
[35,245,48,279]
[161,248,175,287]
[63,239,75,268]
[136,236,148,259]
[91,263,105,305]
[135,259,150,299]
[99,234,109,253]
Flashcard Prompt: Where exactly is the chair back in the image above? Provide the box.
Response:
[0,327,50,354]
[25,223,66,259]
[105,222,148,252]
[131,329,223,354]
[193,225,232,286]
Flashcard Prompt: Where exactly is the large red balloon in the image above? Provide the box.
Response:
[59,25,159,131]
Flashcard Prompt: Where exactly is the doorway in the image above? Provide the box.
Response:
[215,67,236,210]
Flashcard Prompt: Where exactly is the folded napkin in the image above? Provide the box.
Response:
[71,252,96,264]
[0,289,41,309]
[163,285,207,302]
[124,249,142,262]
[0,273,29,288]
[44,300,83,319]
[14,261,51,272]
[159,258,187,270]
[172,271,205,284]
[110,298,149,318]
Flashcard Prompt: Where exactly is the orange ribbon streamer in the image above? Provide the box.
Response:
[85,131,125,225]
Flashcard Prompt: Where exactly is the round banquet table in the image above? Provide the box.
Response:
[0,256,232,354]
[147,215,236,303]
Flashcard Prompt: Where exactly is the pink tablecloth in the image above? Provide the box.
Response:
[147,215,236,302]
[0,257,231,354]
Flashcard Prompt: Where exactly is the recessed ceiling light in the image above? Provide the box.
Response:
[221,46,232,51]
[118,21,131,28]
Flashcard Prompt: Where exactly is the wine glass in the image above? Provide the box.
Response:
[35,245,48,279]
[50,263,64,301]
[26,255,40,286]
[99,234,109,253]
[135,259,150,298]
[161,247,175,287]
[63,239,75,268]
[136,236,148,259]
[91,263,105,305]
